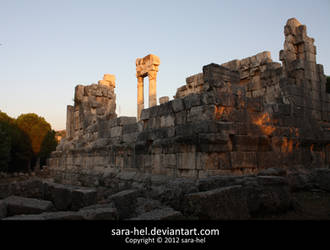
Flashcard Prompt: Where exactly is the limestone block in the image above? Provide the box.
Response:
[140,109,150,120]
[74,85,85,103]
[171,99,185,113]
[159,96,169,104]
[78,207,118,220]
[108,189,141,219]
[136,54,160,77]
[231,152,257,168]
[3,196,55,216]
[177,152,196,170]
[184,185,250,219]
[99,74,116,88]
[129,207,183,220]
[122,123,138,134]
[160,115,175,128]
[41,211,84,220]
[157,102,173,116]
[111,126,122,137]
[71,188,97,211]
[183,94,201,109]
[117,116,137,126]
[0,200,7,219]
[175,111,187,125]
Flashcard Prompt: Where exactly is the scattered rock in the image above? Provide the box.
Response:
[135,198,163,215]
[184,185,250,219]
[0,201,7,219]
[258,168,287,177]
[3,214,45,220]
[71,188,97,211]
[130,207,183,220]
[41,211,84,220]
[309,168,330,192]
[108,189,141,219]
[287,172,312,191]
[78,207,118,220]
[2,196,55,216]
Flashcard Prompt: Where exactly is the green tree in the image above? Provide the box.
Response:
[39,130,58,166]
[16,113,51,155]
[0,111,33,173]
[327,76,330,93]
[0,122,11,172]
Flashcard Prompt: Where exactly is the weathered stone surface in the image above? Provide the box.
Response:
[245,176,293,215]
[48,18,330,189]
[159,96,169,104]
[3,196,55,216]
[3,214,45,220]
[78,207,118,220]
[130,207,183,220]
[44,182,73,210]
[309,168,330,192]
[184,185,250,219]
[257,168,287,177]
[107,189,141,219]
[137,54,160,119]
[287,172,312,191]
[43,182,97,211]
[71,188,97,211]
[41,211,84,220]
[0,201,7,219]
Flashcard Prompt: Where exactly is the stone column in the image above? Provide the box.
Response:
[137,76,144,120]
[148,71,157,107]
[66,105,74,139]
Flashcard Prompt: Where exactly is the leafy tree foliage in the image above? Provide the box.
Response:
[0,111,33,172]
[39,130,58,166]
[16,113,51,155]
[0,122,11,172]
[0,111,56,173]
[327,76,330,93]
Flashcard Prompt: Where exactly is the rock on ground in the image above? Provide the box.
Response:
[184,185,250,220]
[3,196,55,216]
[129,207,183,220]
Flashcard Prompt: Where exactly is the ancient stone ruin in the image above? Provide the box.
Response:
[136,54,161,120]
[2,18,329,221]
[50,18,329,181]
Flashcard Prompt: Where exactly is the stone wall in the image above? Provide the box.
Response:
[48,18,330,184]
[174,73,204,99]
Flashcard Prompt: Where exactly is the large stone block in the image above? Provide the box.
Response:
[111,126,122,137]
[41,211,84,220]
[184,185,250,219]
[230,152,257,168]
[177,152,196,170]
[78,207,118,220]
[309,168,330,192]
[71,188,97,211]
[129,207,183,220]
[44,182,73,210]
[3,196,55,216]
[160,115,175,128]
[108,189,141,219]
[0,201,7,219]
[171,99,185,113]
[122,123,138,134]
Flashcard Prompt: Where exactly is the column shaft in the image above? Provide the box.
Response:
[148,71,157,107]
[137,76,144,120]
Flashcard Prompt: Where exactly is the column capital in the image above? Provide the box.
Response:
[148,70,158,80]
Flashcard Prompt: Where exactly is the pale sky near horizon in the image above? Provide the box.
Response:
[0,0,329,130]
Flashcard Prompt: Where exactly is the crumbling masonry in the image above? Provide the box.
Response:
[48,18,330,185]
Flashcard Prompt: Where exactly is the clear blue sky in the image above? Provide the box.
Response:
[0,0,329,130]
